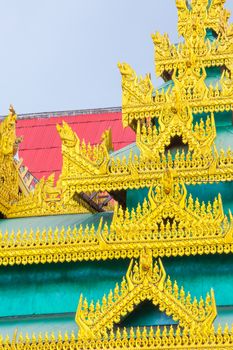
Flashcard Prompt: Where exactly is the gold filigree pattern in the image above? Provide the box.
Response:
[118,63,155,127]
[76,250,216,338]
[0,219,232,266]
[137,108,216,159]
[1,0,233,257]
[153,0,233,76]
[7,173,93,218]
[58,121,110,179]
[6,61,233,217]
[119,60,233,128]
[120,0,233,128]
[1,1,233,348]
[108,171,232,243]
[0,106,20,215]
[58,146,233,195]
[2,324,233,350]
[1,171,233,266]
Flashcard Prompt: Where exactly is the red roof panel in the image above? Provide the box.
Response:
[16,112,135,179]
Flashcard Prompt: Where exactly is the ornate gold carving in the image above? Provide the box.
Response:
[137,108,216,159]
[0,1,232,347]
[57,144,233,196]
[0,106,20,215]
[0,0,233,256]
[119,0,233,128]
[0,222,232,266]
[76,251,216,339]
[6,114,233,218]
[119,59,233,128]
[3,120,106,218]
[0,106,46,217]
[101,128,114,153]
[1,174,233,266]
[3,324,233,349]
[176,0,229,40]
[153,0,233,77]
[108,171,231,243]
[0,105,18,157]
[118,63,155,127]
[58,121,110,178]
[7,173,93,218]
[6,67,233,217]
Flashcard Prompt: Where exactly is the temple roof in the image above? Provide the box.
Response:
[1,0,233,345]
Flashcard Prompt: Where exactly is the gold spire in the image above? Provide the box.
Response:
[0,105,19,214]
[153,0,233,76]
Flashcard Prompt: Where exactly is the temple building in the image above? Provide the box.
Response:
[1,0,233,348]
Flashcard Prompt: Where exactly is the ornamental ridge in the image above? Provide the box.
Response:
[1,172,232,266]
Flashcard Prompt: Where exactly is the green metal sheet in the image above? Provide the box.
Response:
[0,212,113,233]
[0,313,76,338]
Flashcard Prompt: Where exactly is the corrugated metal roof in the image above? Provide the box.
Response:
[16,111,135,179]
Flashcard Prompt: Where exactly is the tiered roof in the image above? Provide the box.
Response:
[0,0,233,348]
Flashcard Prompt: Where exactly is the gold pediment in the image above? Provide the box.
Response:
[76,249,217,339]
[136,106,216,159]
[108,171,231,243]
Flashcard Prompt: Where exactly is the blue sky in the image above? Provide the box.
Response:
[0,0,233,115]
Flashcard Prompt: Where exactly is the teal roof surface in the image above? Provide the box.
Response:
[0,212,113,233]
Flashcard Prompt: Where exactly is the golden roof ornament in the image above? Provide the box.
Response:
[57,121,110,179]
[136,105,216,160]
[177,0,230,38]
[0,104,17,158]
[153,0,233,76]
[7,172,94,218]
[108,174,230,245]
[75,250,217,339]
[2,322,233,348]
[0,105,19,214]
[9,104,15,116]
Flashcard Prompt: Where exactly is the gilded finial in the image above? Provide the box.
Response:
[9,104,15,116]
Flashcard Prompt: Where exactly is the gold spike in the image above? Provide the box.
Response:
[64,331,69,341]
[58,331,63,342]
[116,328,121,340]
[155,326,161,338]
[136,326,141,339]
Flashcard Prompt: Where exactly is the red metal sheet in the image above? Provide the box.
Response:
[16,112,135,180]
